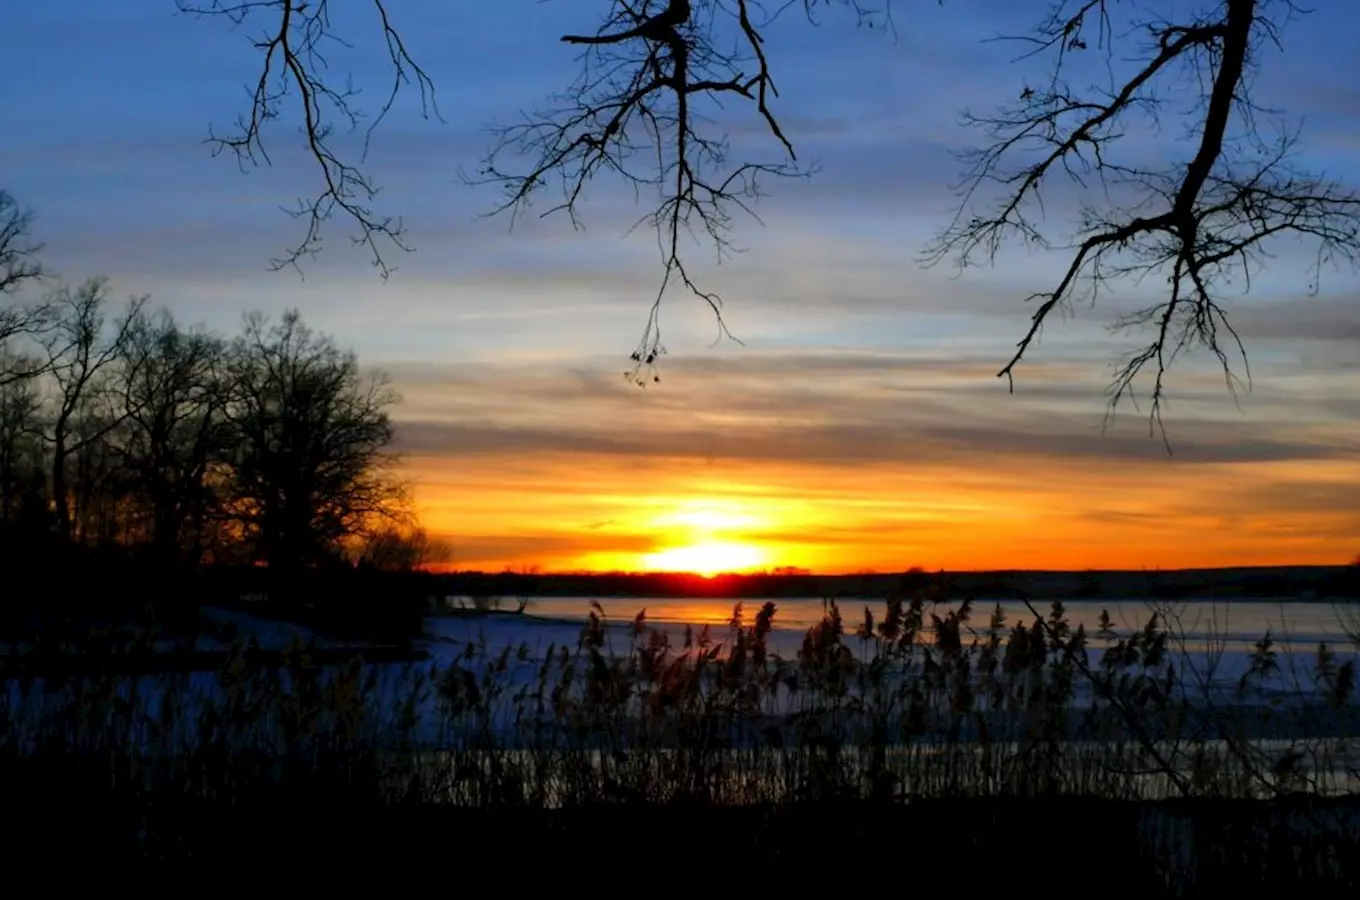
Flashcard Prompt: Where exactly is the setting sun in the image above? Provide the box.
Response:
[642,541,768,577]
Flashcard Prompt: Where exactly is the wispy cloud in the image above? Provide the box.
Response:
[385,341,1360,570]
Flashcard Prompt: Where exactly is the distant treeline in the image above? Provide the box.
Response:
[437,565,1360,603]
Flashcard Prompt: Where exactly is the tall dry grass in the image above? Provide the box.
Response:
[5,587,1357,803]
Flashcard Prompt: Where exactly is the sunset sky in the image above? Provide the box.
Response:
[4,1,1359,573]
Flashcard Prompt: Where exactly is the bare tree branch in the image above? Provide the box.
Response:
[0,191,54,378]
[177,0,439,278]
[0,191,45,297]
[180,0,891,377]
[468,1,891,384]
[921,0,1359,439]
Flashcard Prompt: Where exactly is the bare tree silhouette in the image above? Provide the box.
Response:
[115,309,230,562]
[222,310,405,575]
[1,289,414,570]
[173,0,439,279]
[38,280,146,538]
[479,0,824,382]
[0,191,44,297]
[922,0,1360,436]
[182,1,885,381]
[0,191,54,386]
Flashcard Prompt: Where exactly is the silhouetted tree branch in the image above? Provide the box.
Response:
[176,0,439,278]
[0,191,44,297]
[186,0,887,382]
[0,191,54,386]
[921,0,1360,436]
[473,1,890,383]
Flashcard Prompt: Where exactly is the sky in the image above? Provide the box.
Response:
[3,0,1359,573]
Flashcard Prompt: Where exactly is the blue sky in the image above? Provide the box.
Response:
[3,1,1359,570]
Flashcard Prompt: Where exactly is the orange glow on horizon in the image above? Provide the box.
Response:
[405,452,1360,574]
[642,540,769,577]
[640,503,771,575]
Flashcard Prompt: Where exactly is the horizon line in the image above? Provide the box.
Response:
[423,562,1355,577]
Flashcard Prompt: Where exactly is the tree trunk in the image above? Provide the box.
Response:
[153,486,180,564]
[50,433,70,538]
[0,449,13,522]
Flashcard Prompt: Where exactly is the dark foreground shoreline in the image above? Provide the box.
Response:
[6,794,1356,896]
[0,644,429,678]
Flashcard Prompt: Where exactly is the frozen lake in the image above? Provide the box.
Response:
[425,595,1360,690]
[5,595,1357,760]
